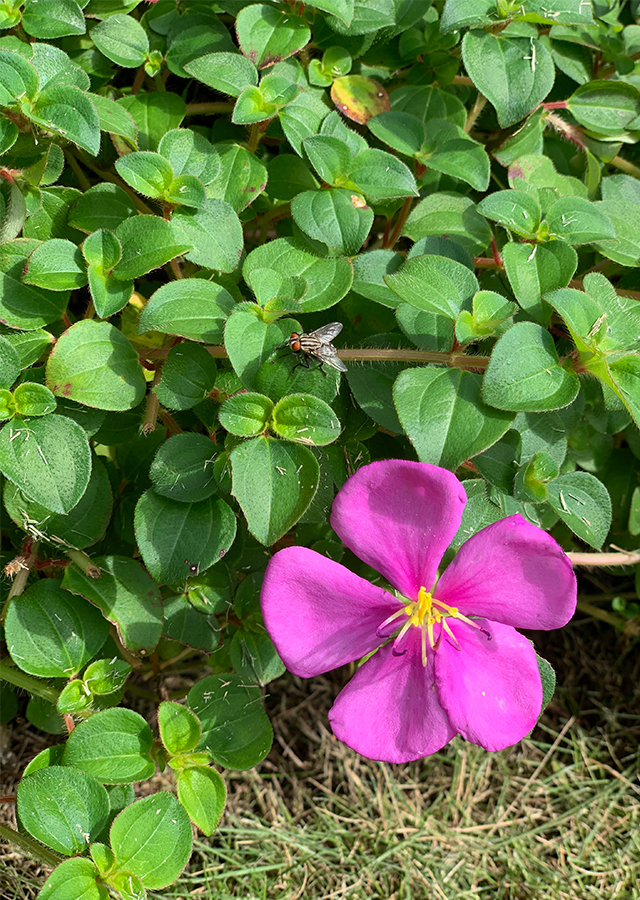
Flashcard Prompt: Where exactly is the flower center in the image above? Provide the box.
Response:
[377,586,490,667]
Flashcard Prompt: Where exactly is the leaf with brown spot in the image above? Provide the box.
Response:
[331,75,389,125]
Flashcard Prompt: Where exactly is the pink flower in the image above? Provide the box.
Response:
[260,460,577,763]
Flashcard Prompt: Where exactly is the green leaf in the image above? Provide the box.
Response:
[390,85,467,129]
[172,199,243,271]
[63,555,163,656]
[594,200,640,267]
[567,80,640,137]
[158,700,202,754]
[236,4,310,69]
[162,595,221,651]
[219,391,274,437]
[607,355,640,429]
[224,308,288,389]
[115,152,174,198]
[154,341,217,411]
[69,184,137,234]
[21,0,85,38]
[231,435,318,544]
[17,767,109,856]
[62,707,155,783]
[89,93,137,143]
[46,320,146,411]
[206,142,268,212]
[0,50,39,106]
[158,129,221,184]
[177,766,226,837]
[394,368,515,469]
[244,238,353,313]
[545,196,615,245]
[0,241,69,329]
[291,188,373,256]
[502,240,577,321]
[455,291,517,344]
[5,579,108,677]
[271,393,341,445]
[134,489,237,585]
[91,13,149,67]
[113,215,192,281]
[279,89,331,156]
[23,238,87,291]
[229,627,285,685]
[165,174,207,209]
[139,278,234,344]
[189,672,273,769]
[165,14,235,77]
[185,51,258,97]
[303,134,355,184]
[232,84,279,125]
[462,31,555,128]
[4,455,112,549]
[482,322,581,412]
[440,0,495,32]
[385,254,478,319]
[0,335,19,390]
[83,658,131,696]
[351,249,404,307]
[149,433,218,503]
[346,358,403,432]
[110,793,192,889]
[346,148,418,202]
[476,189,542,239]
[118,92,186,152]
[547,471,612,548]
[403,191,492,255]
[27,85,101,157]
[12,382,56,417]
[30,42,89,92]
[0,413,91,514]
[38,858,107,900]
[267,154,319,200]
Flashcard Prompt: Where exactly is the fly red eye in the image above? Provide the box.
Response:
[291,339,301,352]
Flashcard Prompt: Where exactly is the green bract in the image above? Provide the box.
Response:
[1,1,638,896]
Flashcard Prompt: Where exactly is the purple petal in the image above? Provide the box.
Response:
[328,631,456,763]
[330,460,467,600]
[434,618,542,752]
[260,546,400,678]
[436,515,577,630]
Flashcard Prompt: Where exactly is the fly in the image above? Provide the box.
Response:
[275,322,347,376]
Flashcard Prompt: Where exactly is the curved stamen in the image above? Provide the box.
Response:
[391,617,413,656]
[376,607,408,638]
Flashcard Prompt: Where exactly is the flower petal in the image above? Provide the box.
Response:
[434,618,542,752]
[328,631,456,763]
[260,546,399,678]
[330,460,467,600]
[436,515,576,629]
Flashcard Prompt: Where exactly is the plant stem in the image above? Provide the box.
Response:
[66,549,101,579]
[567,548,640,566]
[465,92,487,134]
[131,65,146,95]
[383,196,414,249]
[202,344,491,370]
[0,823,63,868]
[0,540,38,625]
[185,102,234,116]
[247,122,264,153]
[609,155,640,180]
[576,599,640,635]
[63,148,92,191]
[0,658,60,704]
[75,156,156,215]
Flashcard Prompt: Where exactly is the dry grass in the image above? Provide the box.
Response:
[1,615,639,900]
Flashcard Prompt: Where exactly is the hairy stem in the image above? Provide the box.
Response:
[0,658,60,705]
[0,823,63,868]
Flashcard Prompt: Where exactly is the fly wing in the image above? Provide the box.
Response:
[313,342,347,371]
[308,322,343,342]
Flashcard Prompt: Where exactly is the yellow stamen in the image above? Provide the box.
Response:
[396,585,488,665]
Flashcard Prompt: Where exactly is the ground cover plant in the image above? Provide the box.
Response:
[0,0,640,897]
